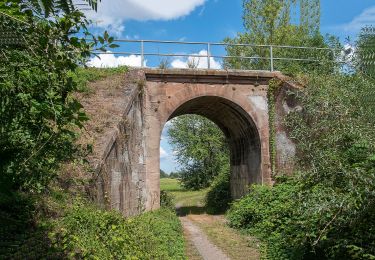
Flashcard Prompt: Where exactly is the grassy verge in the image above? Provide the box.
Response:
[1,67,188,259]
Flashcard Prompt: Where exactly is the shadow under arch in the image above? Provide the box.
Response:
[166,95,262,199]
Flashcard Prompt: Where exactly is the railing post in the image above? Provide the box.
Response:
[207,42,211,69]
[270,45,274,72]
[141,40,144,67]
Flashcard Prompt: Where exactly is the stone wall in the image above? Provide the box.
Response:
[92,70,147,217]
[273,75,303,175]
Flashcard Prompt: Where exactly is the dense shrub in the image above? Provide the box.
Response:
[0,191,186,259]
[51,201,186,259]
[0,191,66,258]
[160,190,175,210]
[227,73,375,259]
[205,170,232,214]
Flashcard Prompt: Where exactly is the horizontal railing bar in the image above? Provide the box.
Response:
[114,39,208,45]
[110,39,337,51]
[93,52,271,60]
[93,52,322,62]
[209,42,335,50]
[273,57,320,62]
[212,55,321,62]
[211,55,270,60]
[93,52,209,58]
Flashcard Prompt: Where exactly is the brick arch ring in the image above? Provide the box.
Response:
[144,81,272,210]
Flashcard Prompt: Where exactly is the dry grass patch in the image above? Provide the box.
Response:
[188,214,261,260]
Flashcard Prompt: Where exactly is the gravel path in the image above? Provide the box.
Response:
[180,216,230,260]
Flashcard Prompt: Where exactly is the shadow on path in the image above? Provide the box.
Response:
[176,205,207,216]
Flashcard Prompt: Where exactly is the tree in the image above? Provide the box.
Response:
[0,0,101,18]
[160,169,168,178]
[224,0,334,74]
[356,26,375,79]
[0,1,113,192]
[169,172,181,179]
[300,0,320,34]
[167,115,229,190]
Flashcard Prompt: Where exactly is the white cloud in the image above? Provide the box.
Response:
[82,0,206,35]
[171,50,221,69]
[342,43,356,62]
[160,147,168,159]
[171,59,188,68]
[87,52,146,67]
[342,6,375,32]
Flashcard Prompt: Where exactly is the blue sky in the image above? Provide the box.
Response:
[83,0,375,173]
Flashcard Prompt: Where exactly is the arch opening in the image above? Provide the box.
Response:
[165,96,262,199]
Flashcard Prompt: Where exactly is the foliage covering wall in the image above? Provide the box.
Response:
[228,72,375,259]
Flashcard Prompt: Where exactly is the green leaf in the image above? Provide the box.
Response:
[98,36,104,44]
[104,30,109,41]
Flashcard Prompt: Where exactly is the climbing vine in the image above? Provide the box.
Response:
[267,79,282,177]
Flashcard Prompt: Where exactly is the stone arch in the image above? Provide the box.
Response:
[144,79,272,210]
[166,96,262,199]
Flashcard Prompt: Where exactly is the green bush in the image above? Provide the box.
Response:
[227,181,305,259]
[0,191,65,259]
[205,170,232,214]
[160,190,175,210]
[227,73,375,259]
[51,201,186,259]
[1,191,187,259]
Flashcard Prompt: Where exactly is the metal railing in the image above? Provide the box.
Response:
[94,39,338,71]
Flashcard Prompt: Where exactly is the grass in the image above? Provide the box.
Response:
[160,178,208,215]
[160,178,182,192]
[71,66,128,92]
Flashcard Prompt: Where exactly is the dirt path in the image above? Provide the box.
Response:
[162,179,259,260]
[186,214,260,260]
[180,216,230,260]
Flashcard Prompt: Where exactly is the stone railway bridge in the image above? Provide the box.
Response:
[91,69,299,216]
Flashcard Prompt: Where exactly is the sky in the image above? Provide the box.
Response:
[81,0,375,173]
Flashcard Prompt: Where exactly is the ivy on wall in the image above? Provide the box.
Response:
[267,79,282,177]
